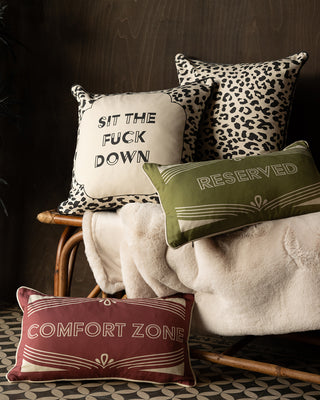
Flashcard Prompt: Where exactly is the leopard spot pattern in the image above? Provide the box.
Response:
[175,52,308,161]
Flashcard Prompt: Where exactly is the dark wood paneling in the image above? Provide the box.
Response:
[1,0,319,300]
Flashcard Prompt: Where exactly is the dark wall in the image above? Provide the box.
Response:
[1,0,319,301]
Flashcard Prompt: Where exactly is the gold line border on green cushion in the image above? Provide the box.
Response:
[143,141,320,248]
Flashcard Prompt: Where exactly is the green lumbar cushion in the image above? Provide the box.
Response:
[143,141,320,248]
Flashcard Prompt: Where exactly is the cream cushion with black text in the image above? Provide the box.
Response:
[58,83,212,215]
[175,52,308,161]
[143,141,320,248]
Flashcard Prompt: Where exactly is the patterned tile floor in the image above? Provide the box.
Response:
[1,303,320,399]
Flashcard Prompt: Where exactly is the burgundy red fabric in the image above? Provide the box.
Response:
[7,287,195,386]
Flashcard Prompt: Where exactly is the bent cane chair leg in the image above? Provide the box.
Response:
[54,226,78,296]
[88,284,102,298]
[67,242,80,295]
[58,230,84,297]
[191,348,320,384]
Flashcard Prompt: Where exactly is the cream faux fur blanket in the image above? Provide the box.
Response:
[83,203,320,336]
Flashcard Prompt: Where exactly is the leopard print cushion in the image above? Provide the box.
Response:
[58,82,213,215]
[175,52,308,161]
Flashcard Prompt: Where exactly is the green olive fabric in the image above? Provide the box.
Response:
[143,141,320,248]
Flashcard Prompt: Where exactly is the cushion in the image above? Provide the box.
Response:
[175,52,308,161]
[143,141,320,248]
[7,287,195,386]
[58,82,212,215]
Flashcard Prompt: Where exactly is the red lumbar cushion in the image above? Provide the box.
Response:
[7,287,195,387]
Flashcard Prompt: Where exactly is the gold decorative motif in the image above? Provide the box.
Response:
[95,353,114,368]
[98,298,118,306]
[250,195,268,210]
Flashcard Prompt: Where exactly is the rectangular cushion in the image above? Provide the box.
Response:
[143,141,320,247]
[7,287,195,386]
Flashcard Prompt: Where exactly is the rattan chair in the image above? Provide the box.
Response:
[37,209,320,385]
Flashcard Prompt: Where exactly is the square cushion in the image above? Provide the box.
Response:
[175,52,308,161]
[7,287,195,386]
[143,141,320,248]
[58,83,212,215]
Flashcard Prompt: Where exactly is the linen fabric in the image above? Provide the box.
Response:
[175,52,308,161]
[143,141,320,247]
[7,287,195,386]
[58,83,212,215]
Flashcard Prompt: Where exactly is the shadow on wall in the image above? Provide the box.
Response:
[288,76,320,167]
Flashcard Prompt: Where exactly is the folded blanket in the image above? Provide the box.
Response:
[83,204,320,336]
